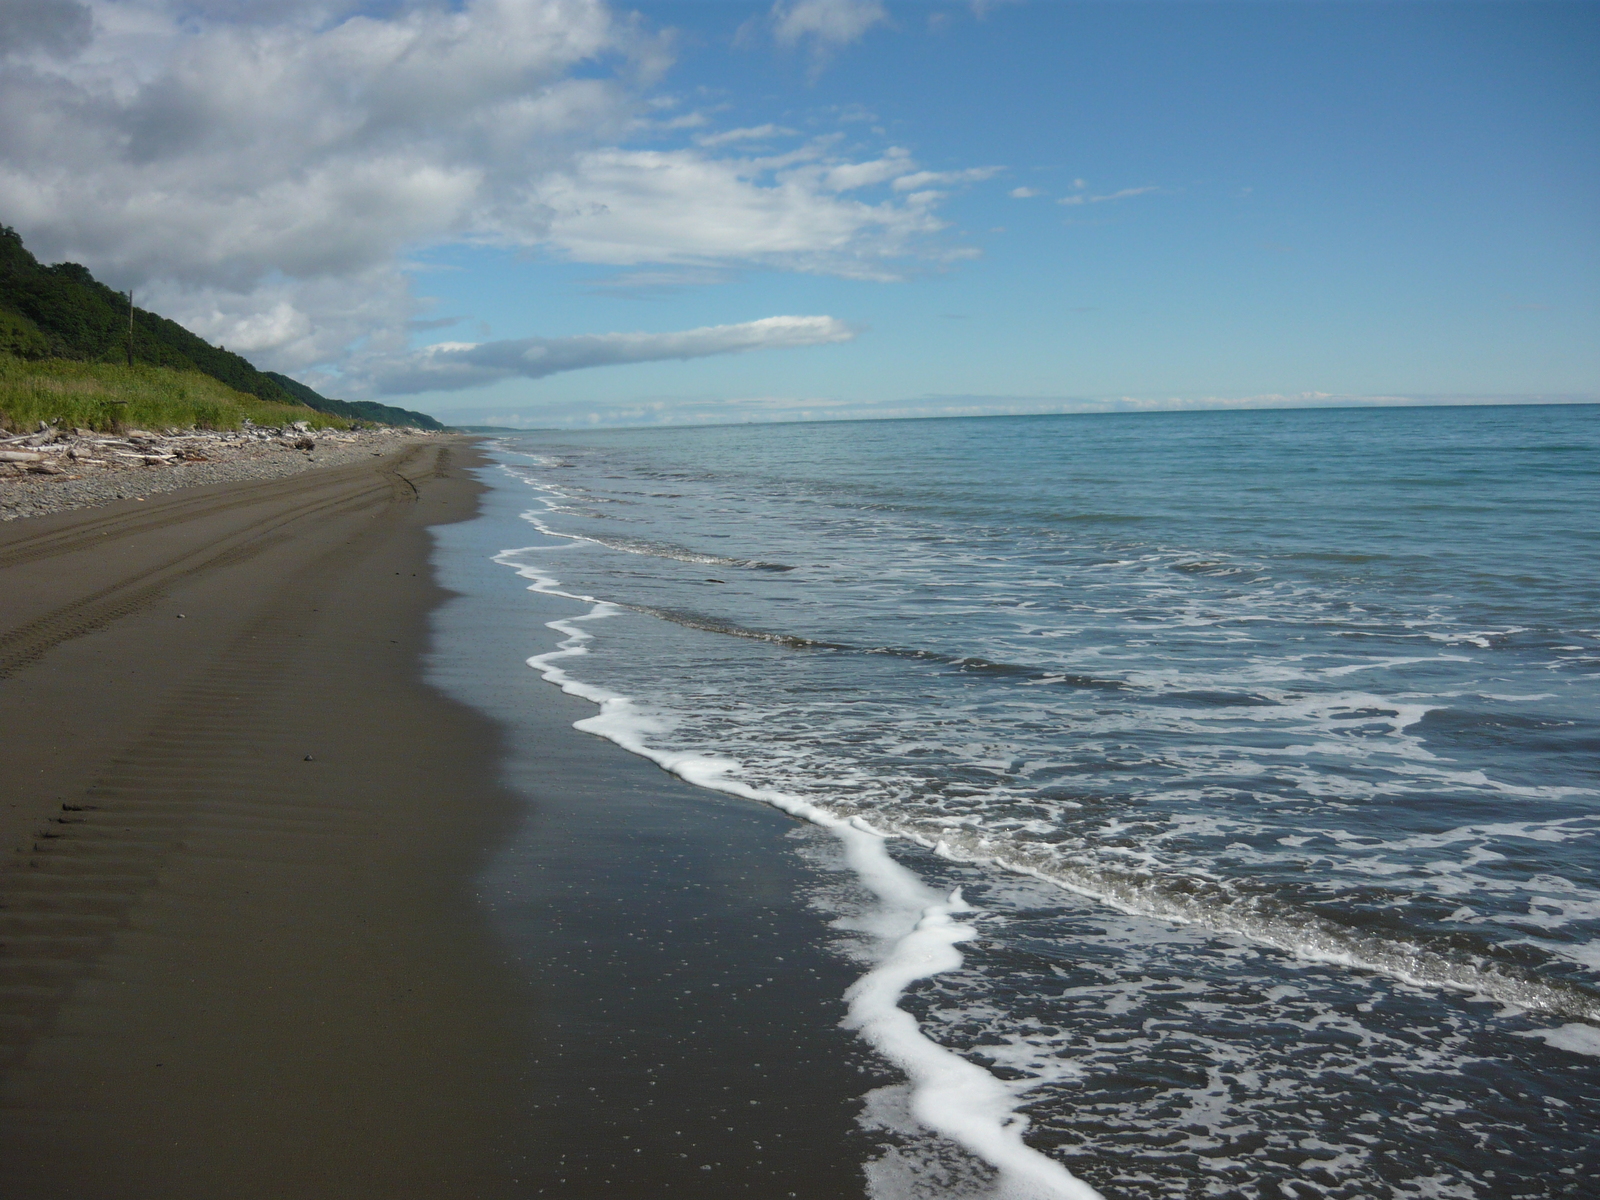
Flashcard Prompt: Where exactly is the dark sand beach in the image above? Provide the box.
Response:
[426,503,885,1196]
[0,442,876,1197]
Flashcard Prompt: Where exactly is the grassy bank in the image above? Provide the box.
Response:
[0,356,351,433]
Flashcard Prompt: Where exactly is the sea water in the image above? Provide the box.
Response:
[480,405,1599,1198]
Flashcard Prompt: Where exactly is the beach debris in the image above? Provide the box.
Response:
[303,754,314,761]
[1,423,437,517]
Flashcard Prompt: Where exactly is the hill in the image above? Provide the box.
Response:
[0,226,440,430]
[0,357,351,434]
[264,372,443,431]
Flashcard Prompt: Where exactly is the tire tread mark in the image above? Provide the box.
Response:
[0,474,418,1068]
[0,443,433,570]
[0,473,397,680]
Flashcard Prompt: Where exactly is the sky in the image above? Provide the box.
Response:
[2,0,1595,427]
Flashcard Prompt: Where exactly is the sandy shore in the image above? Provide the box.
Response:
[0,441,532,1197]
[0,441,880,1198]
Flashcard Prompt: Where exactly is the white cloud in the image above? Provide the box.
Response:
[196,299,311,355]
[1059,185,1161,206]
[1,0,982,386]
[523,145,952,279]
[695,123,796,147]
[367,314,855,394]
[146,266,416,371]
[1,0,641,368]
[822,147,912,191]
[1009,186,1041,199]
[891,166,1001,192]
[771,0,887,49]
[4,0,640,277]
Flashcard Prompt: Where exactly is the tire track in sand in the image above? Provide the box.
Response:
[0,445,445,1065]
[0,450,426,680]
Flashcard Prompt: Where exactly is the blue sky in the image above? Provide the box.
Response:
[6,0,1595,425]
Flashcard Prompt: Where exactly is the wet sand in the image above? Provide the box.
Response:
[427,495,888,1195]
[0,440,880,1198]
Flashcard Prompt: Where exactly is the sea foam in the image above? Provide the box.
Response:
[494,543,1105,1198]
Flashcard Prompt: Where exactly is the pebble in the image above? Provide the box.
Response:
[0,423,444,522]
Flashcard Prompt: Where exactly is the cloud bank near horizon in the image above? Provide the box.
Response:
[366,314,854,395]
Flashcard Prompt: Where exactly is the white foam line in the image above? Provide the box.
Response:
[837,829,1105,1200]
[496,544,1103,1200]
[1323,654,1474,677]
[917,836,1600,1023]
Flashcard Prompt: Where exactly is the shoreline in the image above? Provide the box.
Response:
[0,437,896,1197]
[429,468,892,1194]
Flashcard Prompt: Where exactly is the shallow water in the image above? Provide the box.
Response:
[477,405,1600,1197]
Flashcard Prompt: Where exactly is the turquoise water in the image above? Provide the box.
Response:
[481,404,1599,1198]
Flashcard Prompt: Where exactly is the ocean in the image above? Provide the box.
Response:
[465,404,1599,1198]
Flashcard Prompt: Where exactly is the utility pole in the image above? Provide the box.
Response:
[126,290,135,367]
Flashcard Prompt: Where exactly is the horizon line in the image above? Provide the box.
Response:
[431,393,1600,433]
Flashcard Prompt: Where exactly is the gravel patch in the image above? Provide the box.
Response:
[0,421,449,522]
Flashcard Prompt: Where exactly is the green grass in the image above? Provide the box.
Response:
[0,355,351,434]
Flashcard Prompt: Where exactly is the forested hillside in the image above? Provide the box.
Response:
[0,226,440,429]
[264,372,443,431]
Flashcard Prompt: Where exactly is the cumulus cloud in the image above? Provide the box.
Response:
[768,0,886,78]
[1,0,981,386]
[1009,186,1041,199]
[143,265,417,369]
[368,314,855,394]
[771,0,887,49]
[3,0,638,280]
[524,143,967,279]
[1,0,640,369]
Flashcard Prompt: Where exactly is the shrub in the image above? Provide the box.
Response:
[0,356,352,433]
